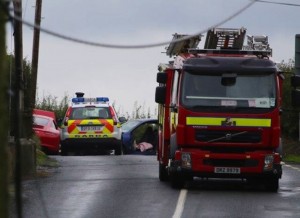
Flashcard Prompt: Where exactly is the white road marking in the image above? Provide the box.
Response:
[172,189,188,218]
[170,163,300,218]
[283,163,300,172]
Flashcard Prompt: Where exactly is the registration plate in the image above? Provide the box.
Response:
[214,167,240,174]
[81,126,103,131]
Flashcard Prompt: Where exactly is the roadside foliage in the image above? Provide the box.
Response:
[278,59,300,139]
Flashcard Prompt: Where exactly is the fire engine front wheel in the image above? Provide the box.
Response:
[170,172,185,189]
[247,177,279,192]
[265,178,279,192]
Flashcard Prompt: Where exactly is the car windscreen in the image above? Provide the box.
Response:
[181,71,276,109]
[121,120,142,132]
[70,107,112,120]
[33,116,49,126]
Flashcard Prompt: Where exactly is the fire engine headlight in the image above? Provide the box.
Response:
[181,153,191,169]
[264,155,274,171]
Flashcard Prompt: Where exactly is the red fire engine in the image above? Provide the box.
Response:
[155,27,283,191]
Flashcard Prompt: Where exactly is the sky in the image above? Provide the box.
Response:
[5,0,300,117]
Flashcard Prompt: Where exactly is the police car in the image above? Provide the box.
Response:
[60,92,122,155]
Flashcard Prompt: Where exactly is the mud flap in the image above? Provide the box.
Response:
[159,163,169,182]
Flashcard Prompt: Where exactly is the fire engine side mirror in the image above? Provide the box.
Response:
[155,86,166,104]
[157,72,167,84]
[291,75,300,107]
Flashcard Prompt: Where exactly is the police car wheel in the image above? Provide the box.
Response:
[115,144,123,155]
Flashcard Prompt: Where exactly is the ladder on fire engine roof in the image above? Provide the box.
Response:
[165,33,203,57]
[204,27,246,50]
[245,35,272,53]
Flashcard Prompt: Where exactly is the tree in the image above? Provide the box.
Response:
[7,54,33,137]
[35,94,70,120]
[278,59,300,139]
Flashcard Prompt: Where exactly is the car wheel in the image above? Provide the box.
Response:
[122,145,129,154]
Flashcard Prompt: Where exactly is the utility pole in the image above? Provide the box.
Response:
[12,0,24,217]
[31,0,42,106]
[22,0,42,145]
[296,34,300,141]
[0,1,10,217]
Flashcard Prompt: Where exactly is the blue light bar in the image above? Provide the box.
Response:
[96,97,109,102]
[72,97,109,104]
[72,97,84,103]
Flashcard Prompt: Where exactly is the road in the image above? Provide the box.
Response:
[13,155,300,218]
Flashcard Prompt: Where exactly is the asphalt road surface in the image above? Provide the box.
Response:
[11,155,300,218]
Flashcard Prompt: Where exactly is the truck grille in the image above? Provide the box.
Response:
[195,130,261,143]
[203,159,258,167]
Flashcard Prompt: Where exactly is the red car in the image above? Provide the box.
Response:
[33,109,60,155]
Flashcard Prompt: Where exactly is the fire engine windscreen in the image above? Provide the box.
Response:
[181,71,276,109]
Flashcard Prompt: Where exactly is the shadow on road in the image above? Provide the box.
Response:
[185,178,277,192]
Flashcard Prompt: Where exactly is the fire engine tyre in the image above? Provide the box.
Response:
[265,178,279,192]
[248,177,279,192]
[159,163,169,182]
[170,172,185,189]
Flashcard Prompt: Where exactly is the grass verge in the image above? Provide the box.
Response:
[36,149,59,167]
[36,149,59,178]
[282,137,300,164]
[283,154,300,163]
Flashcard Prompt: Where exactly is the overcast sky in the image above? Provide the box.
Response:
[5,0,300,117]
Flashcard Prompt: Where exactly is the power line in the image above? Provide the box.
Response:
[23,0,29,17]
[256,0,300,7]
[7,0,258,49]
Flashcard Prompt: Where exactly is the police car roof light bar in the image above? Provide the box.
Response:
[96,97,109,103]
[71,97,109,104]
[72,97,85,103]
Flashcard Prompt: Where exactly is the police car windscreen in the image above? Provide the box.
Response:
[70,107,112,120]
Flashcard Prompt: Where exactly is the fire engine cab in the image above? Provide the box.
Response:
[155,27,283,191]
[60,92,122,155]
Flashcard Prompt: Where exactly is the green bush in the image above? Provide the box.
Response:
[278,59,300,140]
[35,94,70,120]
